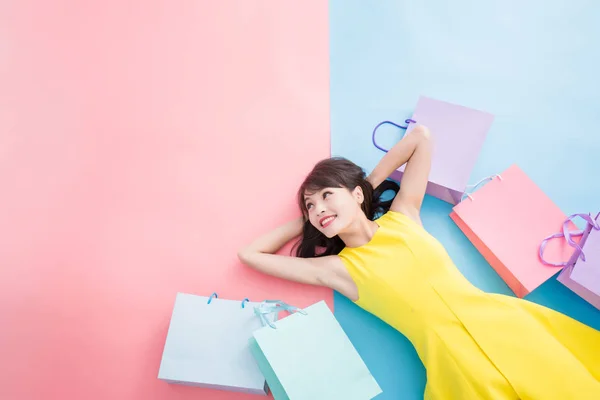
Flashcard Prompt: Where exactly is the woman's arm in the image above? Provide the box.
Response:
[237,217,340,286]
[367,125,432,220]
[240,216,305,256]
[367,125,429,189]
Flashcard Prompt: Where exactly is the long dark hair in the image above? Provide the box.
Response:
[291,157,399,258]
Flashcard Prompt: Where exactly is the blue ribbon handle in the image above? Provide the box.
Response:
[460,174,503,202]
[254,300,307,329]
[207,292,218,304]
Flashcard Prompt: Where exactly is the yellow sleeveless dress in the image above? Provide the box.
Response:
[337,210,600,400]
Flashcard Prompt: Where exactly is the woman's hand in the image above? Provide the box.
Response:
[238,216,304,256]
[237,216,344,288]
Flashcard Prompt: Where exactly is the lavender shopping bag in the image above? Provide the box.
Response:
[372,96,494,205]
[540,213,600,309]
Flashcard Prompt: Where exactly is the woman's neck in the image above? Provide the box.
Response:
[338,215,380,248]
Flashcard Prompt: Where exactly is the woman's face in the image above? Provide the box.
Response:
[303,186,364,238]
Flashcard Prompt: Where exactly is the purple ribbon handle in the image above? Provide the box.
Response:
[539,230,585,267]
[539,212,600,267]
[562,213,600,260]
[372,119,417,153]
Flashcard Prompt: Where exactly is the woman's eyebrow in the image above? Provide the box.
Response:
[304,190,322,201]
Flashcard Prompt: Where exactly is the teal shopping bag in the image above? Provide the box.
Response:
[249,300,382,399]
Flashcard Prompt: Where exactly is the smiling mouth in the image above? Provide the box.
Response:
[320,215,336,228]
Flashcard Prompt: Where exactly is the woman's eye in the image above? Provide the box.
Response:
[306,203,313,210]
[323,191,332,199]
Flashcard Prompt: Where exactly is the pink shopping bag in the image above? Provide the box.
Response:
[450,164,574,297]
[540,213,600,309]
[372,96,494,205]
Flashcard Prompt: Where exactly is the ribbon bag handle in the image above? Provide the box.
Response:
[539,212,600,266]
[460,174,503,202]
[254,300,307,329]
[562,213,600,261]
[372,119,417,153]
[539,230,585,267]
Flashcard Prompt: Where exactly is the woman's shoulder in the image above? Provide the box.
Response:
[378,209,421,228]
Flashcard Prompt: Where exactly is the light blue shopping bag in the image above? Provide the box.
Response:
[158,292,275,395]
[249,300,382,399]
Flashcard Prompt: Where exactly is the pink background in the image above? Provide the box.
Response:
[0,2,332,399]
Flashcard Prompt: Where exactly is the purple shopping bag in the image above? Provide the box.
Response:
[372,96,494,205]
[540,213,600,309]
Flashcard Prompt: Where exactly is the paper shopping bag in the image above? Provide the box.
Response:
[450,164,574,297]
[569,213,600,299]
[249,300,382,400]
[373,96,494,205]
[541,213,600,309]
[158,292,274,395]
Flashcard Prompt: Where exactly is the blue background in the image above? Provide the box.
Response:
[329,1,600,398]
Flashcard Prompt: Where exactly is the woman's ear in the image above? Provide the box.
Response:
[353,186,364,204]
